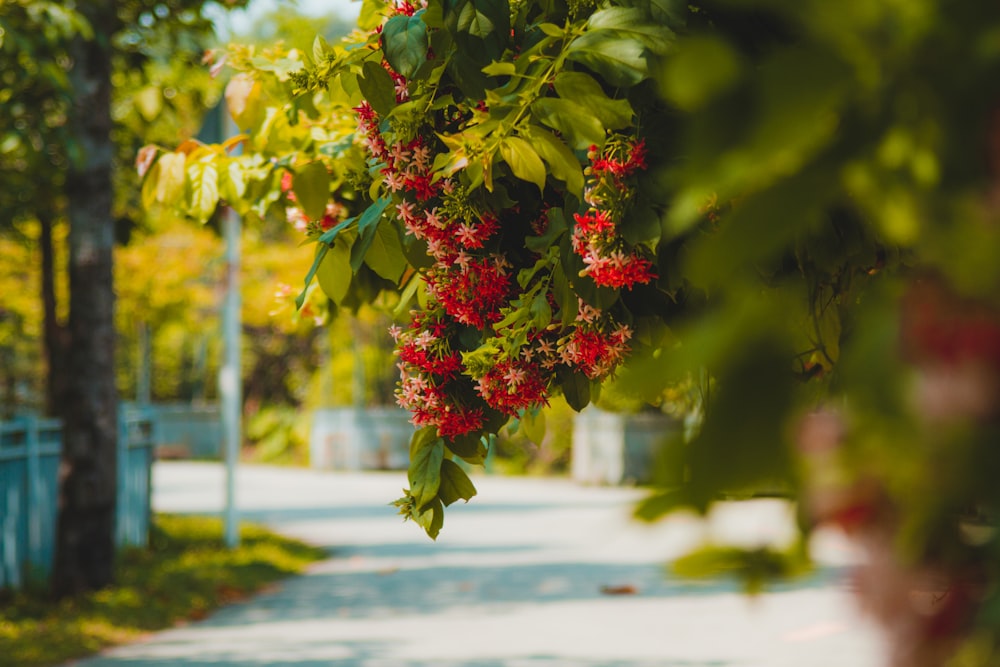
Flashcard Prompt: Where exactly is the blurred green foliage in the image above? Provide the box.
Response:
[0,1,384,452]
[495,396,576,476]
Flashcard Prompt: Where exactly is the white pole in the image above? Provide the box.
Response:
[220,206,241,549]
[220,102,241,550]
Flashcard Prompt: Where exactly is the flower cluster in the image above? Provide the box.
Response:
[559,300,633,379]
[475,359,551,416]
[426,254,511,328]
[362,38,651,438]
[390,312,486,438]
[501,299,633,382]
[470,295,634,417]
[359,88,520,432]
[571,138,656,289]
[355,102,440,202]
[357,102,513,332]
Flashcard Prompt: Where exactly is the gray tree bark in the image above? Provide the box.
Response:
[53,0,121,597]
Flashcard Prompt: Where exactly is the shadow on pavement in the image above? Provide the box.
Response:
[162,503,565,525]
[76,645,731,667]
[202,558,851,625]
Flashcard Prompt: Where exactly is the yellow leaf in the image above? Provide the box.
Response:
[155,153,187,204]
[225,73,265,130]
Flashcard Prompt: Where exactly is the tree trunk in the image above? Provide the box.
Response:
[53,1,120,598]
[39,211,69,417]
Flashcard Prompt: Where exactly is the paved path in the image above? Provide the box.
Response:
[73,462,886,667]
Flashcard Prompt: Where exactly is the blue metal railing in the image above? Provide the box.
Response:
[0,409,156,590]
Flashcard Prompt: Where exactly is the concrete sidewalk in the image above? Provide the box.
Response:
[70,462,886,667]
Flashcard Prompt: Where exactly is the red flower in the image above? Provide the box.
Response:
[475,359,550,415]
[426,256,512,328]
[562,324,633,379]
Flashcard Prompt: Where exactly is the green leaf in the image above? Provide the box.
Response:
[499,136,546,193]
[350,218,380,274]
[445,431,489,464]
[438,459,477,506]
[566,31,648,87]
[522,125,584,195]
[225,73,265,131]
[358,195,392,234]
[529,292,552,329]
[553,72,634,129]
[312,34,330,63]
[520,409,546,444]
[457,1,495,38]
[365,220,408,282]
[188,160,219,224]
[538,22,566,37]
[557,366,591,411]
[587,7,676,54]
[292,161,330,222]
[248,55,304,79]
[220,160,247,204]
[423,0,445,27]
[359,60,398,116]
[671,544,812,595]
[141,160,159,211]
[296,244,329,310]
[318,215,355,246]
[482,61,517,76]
[455,0,510,48]
[447,51,492,99]
[382,13,428,80]
[526,207,568,252]
[409,427,445,511]
[634,489,685,521]
[316,235,353,304]
[414,497,445,539]
[647,0,687,27]
[348,196,393,273]
[359,0,385,30]
[531,98,605,150]
[620,203,661,246]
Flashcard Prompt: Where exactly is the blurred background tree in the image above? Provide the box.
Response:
[0,1,369,460]
[0,0,267,596]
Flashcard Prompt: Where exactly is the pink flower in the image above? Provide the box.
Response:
[424,208,446,229]
[502,365,526,386]
[390,142,412,166]
[411,144,431,170]
[396,200,417,224]
[384,170,406,192]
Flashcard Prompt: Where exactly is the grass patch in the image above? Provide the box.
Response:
[0,514,328,667]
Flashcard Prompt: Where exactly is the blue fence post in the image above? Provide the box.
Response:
[115,407,154,549]
[143,407,155,543]
[23,415,43,576]
[116,408,128,548]
[1,420,21,590]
